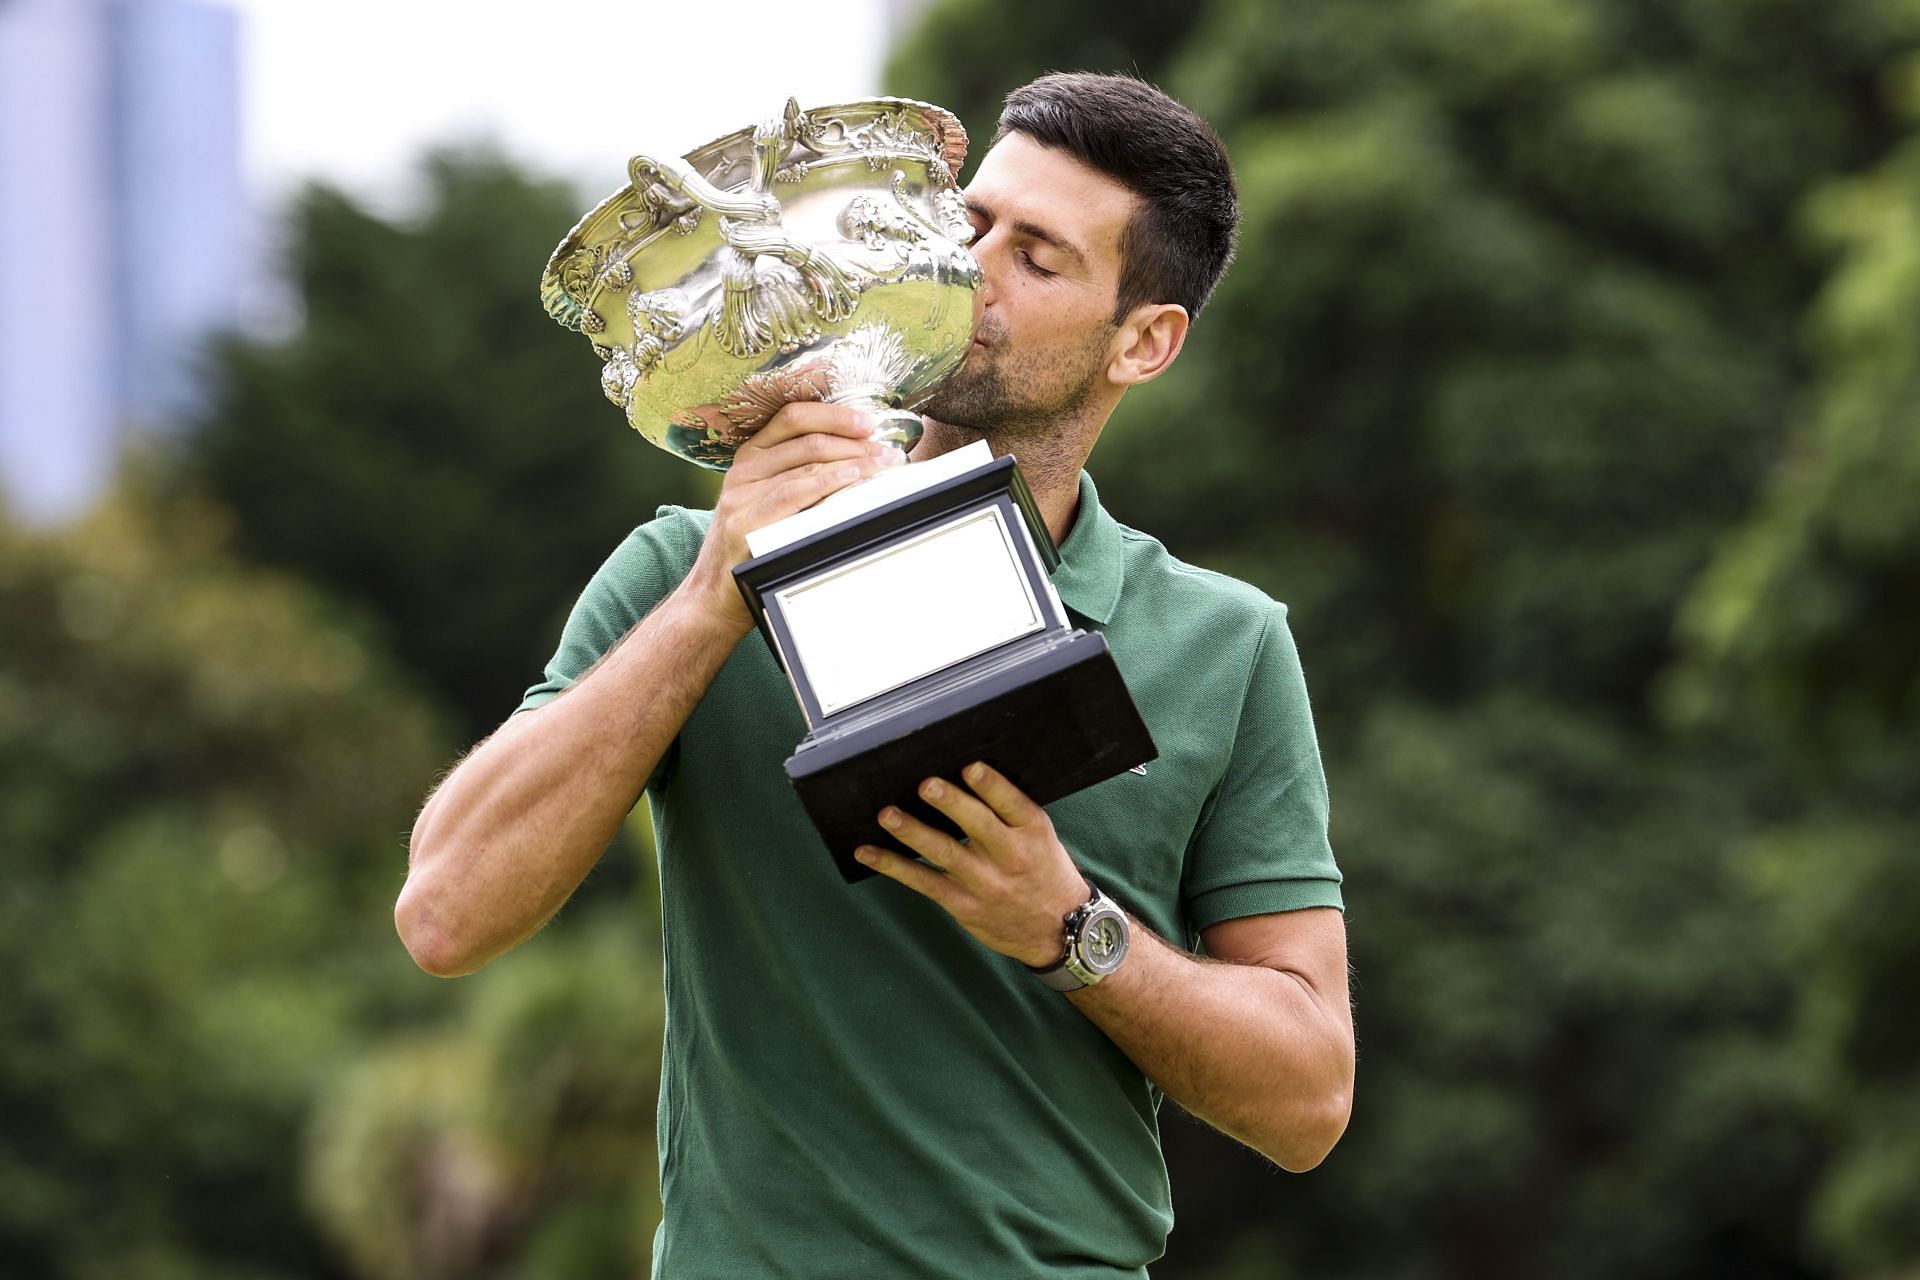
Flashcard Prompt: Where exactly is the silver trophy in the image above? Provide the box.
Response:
[541,99,1155,882]
[540,97,984,466]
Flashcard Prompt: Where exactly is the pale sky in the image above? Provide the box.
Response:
[227,0,903,208]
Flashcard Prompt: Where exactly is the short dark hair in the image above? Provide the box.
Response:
[994,72,1239,324]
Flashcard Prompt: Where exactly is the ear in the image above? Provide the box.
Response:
[1105,303,1190,387]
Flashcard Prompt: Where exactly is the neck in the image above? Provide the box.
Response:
[913,417,1086,546]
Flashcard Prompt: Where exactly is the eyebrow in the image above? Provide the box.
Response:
[964,197,1089,270]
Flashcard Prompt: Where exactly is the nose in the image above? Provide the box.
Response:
[975,256,998,309]
[965,225,1002,308]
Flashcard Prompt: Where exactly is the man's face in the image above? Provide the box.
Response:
[921,133,1138,440]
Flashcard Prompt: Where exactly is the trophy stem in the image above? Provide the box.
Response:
[824,394,923,453]
[822,320,925,454]
[865,406,925,454]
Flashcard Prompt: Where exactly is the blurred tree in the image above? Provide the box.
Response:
[1667,59,1920,1275]
[0,473,449,1278]
[887,0,1207,183]
[306,915,664,1280]
[1257,699,1825,1280]
[185,149,704,740]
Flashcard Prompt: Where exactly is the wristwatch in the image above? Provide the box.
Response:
[1030,882,1130,991]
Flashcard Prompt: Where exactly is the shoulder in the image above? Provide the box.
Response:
[562,503,714,632]
[625,503,713,561]
[589,504,712,590]
[518,505,716,710]
[1111,518,1288,641]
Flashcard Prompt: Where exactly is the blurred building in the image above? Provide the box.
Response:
[0,0,247,525]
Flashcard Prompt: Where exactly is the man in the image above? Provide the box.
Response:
[399,73,1353,1277]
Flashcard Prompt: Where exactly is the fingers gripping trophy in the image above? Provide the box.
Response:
[541,98,1156,882]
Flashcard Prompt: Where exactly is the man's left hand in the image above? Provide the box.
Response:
[855,763,1088,968]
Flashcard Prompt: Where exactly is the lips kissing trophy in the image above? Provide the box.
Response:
[541,97,1155,881]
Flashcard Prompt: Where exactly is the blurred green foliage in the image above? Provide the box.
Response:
[0,474,664,1278]
[7,0,1920,1275]
[0,478,447,1277]
[1666,58,1920,1273]
[306,918,663,1280]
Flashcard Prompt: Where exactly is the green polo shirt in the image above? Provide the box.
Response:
[519,470,1341,1278]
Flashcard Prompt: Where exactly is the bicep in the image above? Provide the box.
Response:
[1201,907,1351,1018]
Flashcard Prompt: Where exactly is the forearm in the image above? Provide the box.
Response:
[851,763,1355,1170]
[397,583,745,976]
[1067,922,1354,1171]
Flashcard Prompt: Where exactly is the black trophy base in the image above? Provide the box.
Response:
[784,629,1157,883]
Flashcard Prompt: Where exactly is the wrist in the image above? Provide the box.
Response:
[1029,881,1130,991]
[1022,877,1093,967]
[673,559,756,644]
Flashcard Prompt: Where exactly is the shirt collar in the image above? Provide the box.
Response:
[1048,470,1124,625]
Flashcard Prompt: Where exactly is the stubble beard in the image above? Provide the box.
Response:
[920,324,1113,449]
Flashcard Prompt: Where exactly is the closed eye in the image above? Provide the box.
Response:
[1018,249,1056,278]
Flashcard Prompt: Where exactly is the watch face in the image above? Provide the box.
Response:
[1082,910,1127,971]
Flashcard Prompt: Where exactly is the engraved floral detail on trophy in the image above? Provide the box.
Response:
[630,159,704,235]
[557,245,602,300]
[578,308,607,335]
[628,289,690,342]
[840,193,928,252]
[840,178,975,290]
[598,257,634,290]
[710,223,862,358]
[826,323,916,413]
[773,162,810,184]
[720,366,825,436]
[853,107,937,172]
[625,288,690,377]
[794,104,947,177]
[785,97,834,153]
[776,100,968,191]
[601,349,642,408]
[545,245,604,328]
[714,257,822,357]
[625,149,866,360]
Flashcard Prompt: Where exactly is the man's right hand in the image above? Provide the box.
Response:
[681,401,904,636]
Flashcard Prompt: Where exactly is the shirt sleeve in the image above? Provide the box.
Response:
[1180,602,1343,932]
[513,507,710,793]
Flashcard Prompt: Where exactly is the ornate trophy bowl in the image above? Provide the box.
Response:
[540,98,984,469]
